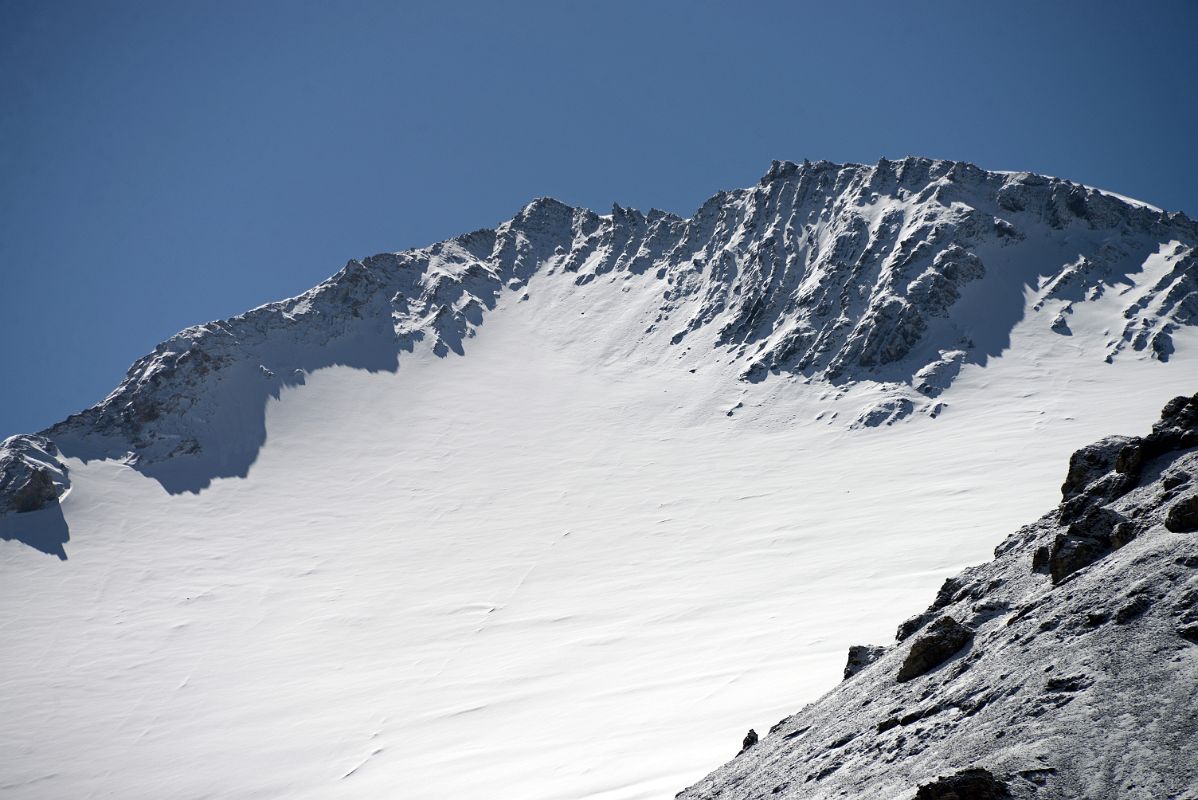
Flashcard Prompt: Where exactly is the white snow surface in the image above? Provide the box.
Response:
[2,159,1197,799]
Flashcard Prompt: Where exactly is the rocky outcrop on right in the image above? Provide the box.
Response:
[1047,393,1198,584]
[678,394,1198,800]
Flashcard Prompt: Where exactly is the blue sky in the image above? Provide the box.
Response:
[2,0,1196,437]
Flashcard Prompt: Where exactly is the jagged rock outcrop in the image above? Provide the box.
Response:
[896,617,974,682]
[18,158,1198,493]
[916,768,1011,800]
[843,645,886,680]
[1048,394,1198,583]
[677,394,1198,800]
[0,435,69,515]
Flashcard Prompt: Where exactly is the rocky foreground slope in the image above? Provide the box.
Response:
[677,394,1198,800]
[2,156,1191,498]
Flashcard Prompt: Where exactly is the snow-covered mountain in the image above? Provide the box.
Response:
[30,156,1198,493]
[1,157,1195,799]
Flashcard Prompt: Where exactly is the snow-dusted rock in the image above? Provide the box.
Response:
[895,616,974,683]
[916,768,1011,799]
[912,349,968,397]
[0,435,68,515]
[1060,434,1141,500]
[843,644,886,680]
[852,395,915,428]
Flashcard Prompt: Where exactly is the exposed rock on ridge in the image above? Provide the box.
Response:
[5,156,1195,498]
[676,394,1198,800]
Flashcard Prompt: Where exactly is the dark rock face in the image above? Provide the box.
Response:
[1048,394,1198,582]
[0,435,69,515]
[1046,532,1109,584]
[1031,544,1051,573]
[739,729,758,755]
[1165,495,1198,533]
[843,645,886,680]
[1048,507,1137,584]
[897,616,973,682]
[1150,394,1198,445]
[896,611,935,642]
[915,768,1011,800]
[10,468,58,513]
[1061,435,1140,500]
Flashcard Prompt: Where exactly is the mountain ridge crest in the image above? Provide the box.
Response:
[2,156,1194,500]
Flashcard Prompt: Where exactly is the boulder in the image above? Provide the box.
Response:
[915,767,1011,799]
[1048,507,1134,584]
[843,645,886,680]
[896,611,935,642]
[1165,495,1198,533]
[1060,435,1140,500]
[897,616,973,682]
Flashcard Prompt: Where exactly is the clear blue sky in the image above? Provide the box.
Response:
[2,0,1196,438]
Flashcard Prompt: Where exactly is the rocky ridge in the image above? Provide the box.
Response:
[2,156,1195,501]
[676,394,1198,800]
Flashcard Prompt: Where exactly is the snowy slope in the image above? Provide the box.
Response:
[1,158,1196,799]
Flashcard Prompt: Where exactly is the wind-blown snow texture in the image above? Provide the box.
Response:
[678,394,1198,800]
[39,157,1198,491]
[1,158,1196,800]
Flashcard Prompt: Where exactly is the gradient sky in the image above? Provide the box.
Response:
[2,0,1196,438]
